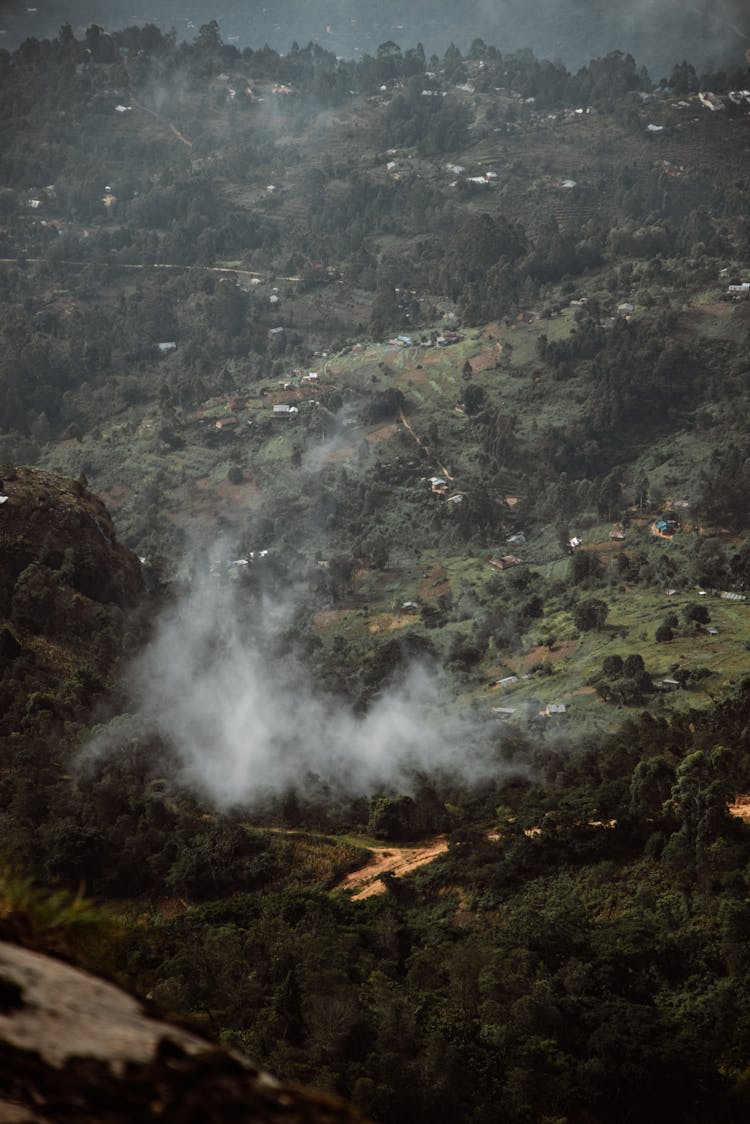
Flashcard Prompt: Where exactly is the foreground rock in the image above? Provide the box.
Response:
[0,942,367,1123]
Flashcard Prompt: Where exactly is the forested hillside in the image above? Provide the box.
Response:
[2,20,750,1123]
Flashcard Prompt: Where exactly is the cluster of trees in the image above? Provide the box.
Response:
[93,679,750,1124]
[6,515,750,1123]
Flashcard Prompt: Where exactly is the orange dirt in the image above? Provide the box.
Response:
[467,346,501,373]
[338,837,449,900]
[517,640,577,670]
[729,795,750,823]
[312,609,350,630]
[367,612,412,634]
[418,564,450,602]
[158,897,188,920]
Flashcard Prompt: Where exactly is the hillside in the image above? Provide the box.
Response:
[2,23,750,1124]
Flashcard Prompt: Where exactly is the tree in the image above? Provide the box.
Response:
[570,550,602,584]
[623,653,645,677]
[573,598,608,631]
[602,654,624,677]
[196,20,222,52]
[368,795,418,840]
[462,383,486,415]
[684,603,710,627]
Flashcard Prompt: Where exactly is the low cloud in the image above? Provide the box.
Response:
[86,570,482,806]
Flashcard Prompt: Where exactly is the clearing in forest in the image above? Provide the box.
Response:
[338,837,449,900]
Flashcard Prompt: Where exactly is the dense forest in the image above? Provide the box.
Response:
[2,16,750,1122]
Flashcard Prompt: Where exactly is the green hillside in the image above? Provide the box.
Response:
[2,22,750,1124]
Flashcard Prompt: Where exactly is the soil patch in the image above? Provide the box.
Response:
[468,345,502,372]
[367,612,412,634]
[729,795,750,823]
[518,640,577,670]
[312,609,350,630]
[418,564,450,602]
[321,421,398,464]
[338,837,449,900]
[158,897,188,920]
[166,476,260,529]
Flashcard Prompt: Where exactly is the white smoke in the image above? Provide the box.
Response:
[87,570,479,806]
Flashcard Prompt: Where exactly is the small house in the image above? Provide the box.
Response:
[545,703,567,717]
[660,677,680,690]
[492,707,516,719]
[273,404,299,417]
[568,536,582,550]
[496,675,519,688]
[157,341,177,354]
[489,555,520,571]
[507,532,526,545]
[215,416,239,430]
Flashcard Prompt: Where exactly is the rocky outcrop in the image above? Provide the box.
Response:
[0,942,368,1123]
[0,467,143,620]
[0,467,145,728]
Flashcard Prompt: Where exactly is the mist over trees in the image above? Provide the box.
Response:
[3,0,749,75]
[2,9,750,1124]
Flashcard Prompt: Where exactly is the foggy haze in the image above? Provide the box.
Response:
[85,570,484,806]
[3,0,748,74]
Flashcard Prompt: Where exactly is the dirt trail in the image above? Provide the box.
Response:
[399,409,453,480]
[132,101,193,147]
[0,259,302,283]
[339,837,449,900]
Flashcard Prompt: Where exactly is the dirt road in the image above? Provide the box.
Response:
[338,837,449,900]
